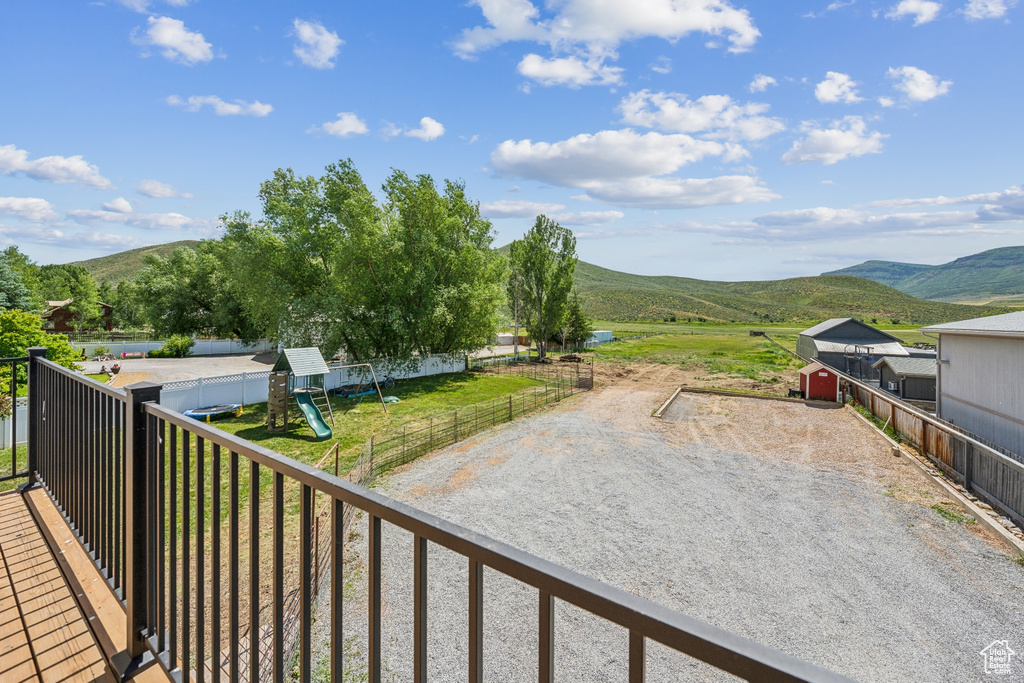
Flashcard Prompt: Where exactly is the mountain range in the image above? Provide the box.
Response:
[824,246,1024,304]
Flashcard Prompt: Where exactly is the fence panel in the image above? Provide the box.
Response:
[0,398,28,449]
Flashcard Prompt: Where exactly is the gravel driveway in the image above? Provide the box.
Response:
[337,384,1024,682]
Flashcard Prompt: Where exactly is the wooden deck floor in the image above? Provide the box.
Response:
[0,490,113,682]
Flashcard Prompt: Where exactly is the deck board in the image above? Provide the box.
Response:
[0,491,113,683]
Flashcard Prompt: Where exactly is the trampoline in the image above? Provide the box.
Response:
[183,404,243,422]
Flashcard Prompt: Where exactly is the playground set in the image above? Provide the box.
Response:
[267,347,389,441]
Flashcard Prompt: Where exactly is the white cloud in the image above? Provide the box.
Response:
[0,225,147,250]
[748,74,777,93]
[550,210,625,225]
[479,199,567,218]
[618,90,785,145]
[781,116,886,165]
[292,19,343,69]
[452,0,759,86]
[116,0,192,12]
[102,197,133,214]
[885,0,942,24]
[869,185,1023,209]
[517,53,623,87]
[803,0,857,17]
[405,117,445,141]
[491,127,779,208]
[814,72,862,103]
[878,96,896,107]
[167,95,273,117]
[133,16,214,65]
[886,65,952,102]
[68,205,213,231]
[963,0,1017,18]
[493,129,724,185]
[137,179,193,198]
[310,112,369,138]
[650,56,672,74]
[580,176,779,208]
[0,197,58,222]
[0,144,113,189]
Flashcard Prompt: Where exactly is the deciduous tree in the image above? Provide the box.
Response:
[508,215,577,359]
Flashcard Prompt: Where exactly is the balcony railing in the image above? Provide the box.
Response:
[20,348,854,682]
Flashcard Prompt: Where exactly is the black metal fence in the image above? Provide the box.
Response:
[20,348,852,683]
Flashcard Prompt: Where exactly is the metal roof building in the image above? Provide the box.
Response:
[796,318,908,381]
[921,311,1024,459]
[872,356,936,404]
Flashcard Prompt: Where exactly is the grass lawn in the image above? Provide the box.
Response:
[592,333,803,383]
[213,370,545,474]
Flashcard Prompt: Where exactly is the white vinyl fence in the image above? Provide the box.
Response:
[72,338,274,358]
[0,398,28,448]
[159,354,467,414]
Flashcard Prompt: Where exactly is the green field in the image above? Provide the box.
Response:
[213,371,545,472]
[592,332,803,384]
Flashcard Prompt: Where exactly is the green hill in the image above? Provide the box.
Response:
[70,239,998,325]
[69,240,198,284]
[573,260,995,324]
[825,246,1024,303]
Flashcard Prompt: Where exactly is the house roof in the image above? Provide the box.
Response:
[799,317,902,342]
[921,310,1024,337]
[871,356,936,378]
[272,347,330,377]
[812,340,910,357]
[798,361,834,376]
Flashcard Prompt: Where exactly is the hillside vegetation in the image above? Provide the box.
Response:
[69,240,198,284]
[825,245,1024,303]
[72,239,999,326]
[573,260,994,324]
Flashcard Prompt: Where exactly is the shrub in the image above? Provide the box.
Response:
[151,334,195,358]
[91,345,110,358]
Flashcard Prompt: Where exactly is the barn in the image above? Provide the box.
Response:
[872,356,936,404]
[799,362,841,402]
[921,310,1024,458]
[795,318,908,381]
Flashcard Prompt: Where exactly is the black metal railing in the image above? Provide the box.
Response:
[0,354,30,483]
[23,348,854,683]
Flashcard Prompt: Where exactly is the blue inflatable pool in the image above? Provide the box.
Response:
[183,404,243,422]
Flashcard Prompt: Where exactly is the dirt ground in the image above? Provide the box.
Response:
[334,365,1024,682]
[594,358,797,396]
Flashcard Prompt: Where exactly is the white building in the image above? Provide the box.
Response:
[922,311,1024,458]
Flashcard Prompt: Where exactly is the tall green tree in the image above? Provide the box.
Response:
[223,159,505,361]
[1,247,41,310]
[134,242,258,339]
[508,215,577,359]
[0,309,80,414]
[559,288,593,350]
[0,255,31,311]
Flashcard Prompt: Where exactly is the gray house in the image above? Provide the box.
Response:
[796,318,908,380]
[921,311,1024,458]
[872,356,936,403]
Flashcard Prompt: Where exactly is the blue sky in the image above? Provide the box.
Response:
[1,0,1021,280]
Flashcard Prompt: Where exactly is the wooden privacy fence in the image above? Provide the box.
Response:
[845,374,1024,530]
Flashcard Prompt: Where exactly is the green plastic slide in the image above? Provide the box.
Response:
[294,392,333,441]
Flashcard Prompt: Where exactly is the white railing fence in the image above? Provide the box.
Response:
[159,353,467,413]
[0,397,28,448]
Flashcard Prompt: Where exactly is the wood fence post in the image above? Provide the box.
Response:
[963,440,973,491]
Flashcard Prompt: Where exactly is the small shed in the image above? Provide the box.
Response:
[799,362,841,402]
[796,318,907,380]
[872,356,936,401]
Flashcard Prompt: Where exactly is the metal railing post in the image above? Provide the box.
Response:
[118,381,162,676]
[25,347,46,486]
